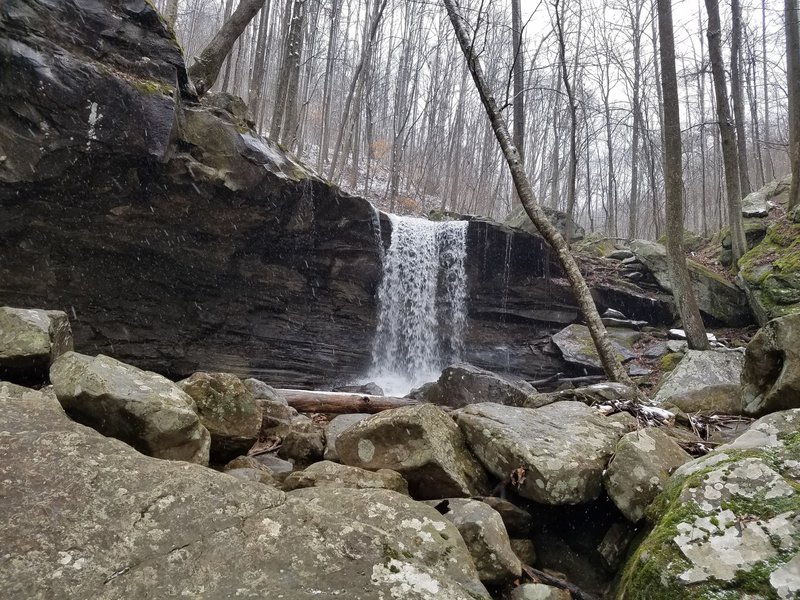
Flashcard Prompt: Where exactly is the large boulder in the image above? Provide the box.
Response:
[616,409,800,599]
[551,324,642,371]
[662,383,744,416]
[323,413,369,461]
[741,314,800,416]
[0,382,492,599]
[653,350,745,405]
[737,213,800,324]
[178,372,261,463]
[414,362,537,408]
[454,402,627,504]
[432,498,522,585]
[336,404,489,499]
[603,428,692,522]
[50,352,210,464]
[282,460,409,494]
[0,307,73,384]
[630,239,752,325]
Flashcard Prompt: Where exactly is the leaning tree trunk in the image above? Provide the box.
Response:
[188,0,266,96]
[658,0,710,351]
[164,0,179,28]
[442,0,636,389]
[705,0,747,265]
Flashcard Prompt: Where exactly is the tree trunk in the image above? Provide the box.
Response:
[442,0,637,389]
[317,0,342,171]
[512,0,525,163]
[328,0,388,180]
[164,0,179,28]
[731,0,752,197]
[787,0,800,210]
[277,389,418,414]
[705,0,746,264]
[189,0,266,96]
[249,2,272,124]
[658,0,710,351]
[280,0,305,149]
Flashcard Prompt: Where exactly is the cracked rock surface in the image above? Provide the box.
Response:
[0,381,489,599]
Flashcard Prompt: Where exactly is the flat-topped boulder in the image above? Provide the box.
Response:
[454,401,628,504]
[412,362,538,407]
[0,307,73,384]
[336,404,489,499]
[50,352,210,464]
[653,350,745,405]
[0,382,490,599]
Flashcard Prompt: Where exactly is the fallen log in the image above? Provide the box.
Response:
[277,389,418,414]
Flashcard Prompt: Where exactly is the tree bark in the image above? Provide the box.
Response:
[657,0,710,351]
[731,0,752,197]
[188,0,266,96]
[442,0,637,389]
[512,0,525,163]
[164,0,179,28]
[705,0,746,264]
[787,0,800,210]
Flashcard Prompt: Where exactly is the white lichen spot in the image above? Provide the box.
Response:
[86,101,103,149]
[371,559,441,598]
[358,439,376,463]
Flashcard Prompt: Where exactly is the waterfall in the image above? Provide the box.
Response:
[368,215,469,395]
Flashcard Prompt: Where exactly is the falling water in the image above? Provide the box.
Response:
[368,215,469,395]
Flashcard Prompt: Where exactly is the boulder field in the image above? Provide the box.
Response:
[3,308,800,599]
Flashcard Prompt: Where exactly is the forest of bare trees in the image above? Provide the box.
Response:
[158,0,794,239]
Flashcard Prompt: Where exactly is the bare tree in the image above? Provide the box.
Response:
[705,0,747,264]
[731,0,752,196]
[443,0,636,388]
[658,0,709,350]
[188,0,267,96]
[787,0,800,209]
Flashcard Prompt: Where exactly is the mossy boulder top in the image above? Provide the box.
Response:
[0,306,73,384]
[615,408,800,599]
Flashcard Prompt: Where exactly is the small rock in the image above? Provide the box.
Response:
[510,584,571,600]
[225,467,276,486]
[597,522,636,571]
[473,496,534,537]
[332,382,385,395]
[603,308,627,319]
[282,460,408,494]
[243,378,284,403]
[643,342,669,359]
[278,426,325,466]
[607,250,635,261]
[415,362,537,408]
[510,538,537,565]
[337,404,489,499]
[249,454,295,481]
[627,364,653,377]
[431,498,521,585]
[604,428,692,522]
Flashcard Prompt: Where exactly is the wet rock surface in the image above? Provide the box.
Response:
[412,362,538,408]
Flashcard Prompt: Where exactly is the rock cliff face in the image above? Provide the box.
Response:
[0,0,671,388]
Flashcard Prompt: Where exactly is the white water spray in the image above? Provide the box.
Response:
[368,215,469,395]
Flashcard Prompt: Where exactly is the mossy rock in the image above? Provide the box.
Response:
[657,229,707,253]
[572,232,617,257]
[615,409,800,599]
[720,218,769,250]
[737,216,800,324]
[660,352,684,372]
